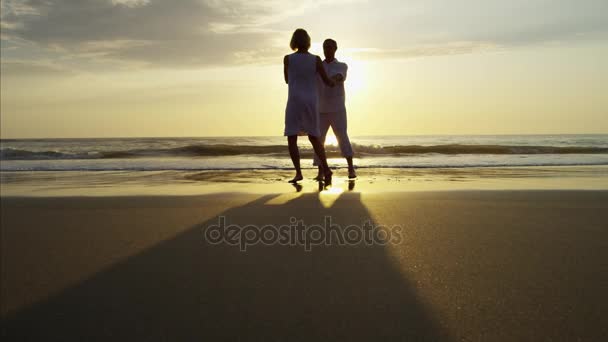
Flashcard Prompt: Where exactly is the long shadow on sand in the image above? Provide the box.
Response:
[2,190,450,341]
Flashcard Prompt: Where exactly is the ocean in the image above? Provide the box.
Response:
[1,134,607,171]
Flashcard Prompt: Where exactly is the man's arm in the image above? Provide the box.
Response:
[316,56,335,87]
[332,74,345,82]
[340,63,348,81]
[332,63,348,82]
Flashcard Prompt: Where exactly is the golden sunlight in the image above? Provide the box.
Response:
[318,186,344,208]
[324,134,338,146]
[342,59,368,97]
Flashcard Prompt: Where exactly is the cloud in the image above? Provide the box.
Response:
[350,0,608,47]
[110,0,150,8]
[1,0,607,71]
[0,59,76,77]
[0,0,286,68]
[347,41,502,61]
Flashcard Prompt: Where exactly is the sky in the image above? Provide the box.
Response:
[1,0,607,138]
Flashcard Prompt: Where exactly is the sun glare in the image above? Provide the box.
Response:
[309,42,368,98]
[324,134,338,146]
[343,59,367,96]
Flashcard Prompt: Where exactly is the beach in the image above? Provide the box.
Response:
[2,172,608,340]
[2,135,608,340]
[2,0,607,338]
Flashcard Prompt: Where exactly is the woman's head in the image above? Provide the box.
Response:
[290,28,311,51]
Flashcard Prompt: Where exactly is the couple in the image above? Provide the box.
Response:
[283,28,356,186]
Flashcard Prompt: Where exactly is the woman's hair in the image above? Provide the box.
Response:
[289,28,311,51]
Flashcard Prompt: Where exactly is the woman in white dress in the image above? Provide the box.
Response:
[284,28,335,184]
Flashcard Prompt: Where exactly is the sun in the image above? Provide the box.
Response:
[342,59,368,97]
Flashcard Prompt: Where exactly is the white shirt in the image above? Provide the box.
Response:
[318,59,347,113]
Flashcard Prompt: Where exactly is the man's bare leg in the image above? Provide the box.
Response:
[318,156,354,179]
[316,165,325,181]
[314,116,331,181]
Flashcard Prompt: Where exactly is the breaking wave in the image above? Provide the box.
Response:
[1,143,607,161]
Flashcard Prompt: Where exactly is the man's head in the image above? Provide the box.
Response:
[323,39,337,61]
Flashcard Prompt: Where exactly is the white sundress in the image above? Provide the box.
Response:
[284,53,321,137]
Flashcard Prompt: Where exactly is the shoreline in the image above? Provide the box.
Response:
[1,165,607,197]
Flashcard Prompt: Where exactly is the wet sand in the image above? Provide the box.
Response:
[1,189,608,340]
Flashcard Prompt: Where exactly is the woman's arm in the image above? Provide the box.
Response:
[316,56,335,87]
[283,55,289,84]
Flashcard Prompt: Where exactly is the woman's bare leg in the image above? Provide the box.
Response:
[287,135,303,183]
[308,135,333,184]
[346,156,356,178]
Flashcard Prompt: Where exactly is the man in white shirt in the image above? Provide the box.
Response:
[314,38,356,179]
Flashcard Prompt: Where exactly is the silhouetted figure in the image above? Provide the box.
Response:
[284,28,335,185]
[314,38,356,180]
